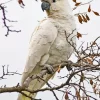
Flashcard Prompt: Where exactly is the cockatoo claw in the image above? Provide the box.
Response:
[66,60,72,71]
[42,64,54,74]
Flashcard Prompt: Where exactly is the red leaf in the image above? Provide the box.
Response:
[77,32,82,39]
[78,15,83,24]
[92,11,100,16]
[86,58,93,64]
[18,0,22,4]
[76,91,81,99]
[65,92,69,100]
[92,41,96,45]
[86,14,90,21]
[73,0,76,3]
[18,0,25,6]
[82,15,87,23]
[90,79,93,85]
[75,2,81,6]
[57,65,61,73]
[88,5,91,12]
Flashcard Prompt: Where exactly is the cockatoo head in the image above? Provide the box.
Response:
[41,0,71,16]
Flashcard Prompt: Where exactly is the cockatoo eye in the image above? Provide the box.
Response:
[53,0,56,2]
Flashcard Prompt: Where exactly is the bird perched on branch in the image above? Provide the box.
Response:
[17,0,77,100]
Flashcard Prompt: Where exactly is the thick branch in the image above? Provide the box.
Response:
[0,61,99,95]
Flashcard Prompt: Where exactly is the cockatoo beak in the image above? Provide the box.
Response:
[41,1,51,11]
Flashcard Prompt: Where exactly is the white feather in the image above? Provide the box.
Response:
[17,0,77,99]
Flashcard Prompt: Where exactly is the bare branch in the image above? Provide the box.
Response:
[0,4,21,36]
[0,65,21,80]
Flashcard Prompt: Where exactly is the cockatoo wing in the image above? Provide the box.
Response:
[17,19,57,100]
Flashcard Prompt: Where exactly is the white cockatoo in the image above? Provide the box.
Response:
[17,0,77,100]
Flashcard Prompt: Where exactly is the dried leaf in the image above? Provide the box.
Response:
[82,15,87,23]
[75,2,81,6]
[18,0,22,4]
[90,55,94,59]
[57,64,61,73]
[77,32,82,39]
[73,0,76,3]
[93,11,100,16]
[76,91,79,97]
[78,15,83,24]
[93,84,97,94]
[90,79,93,85]
[65,92,69,100]
[76,91,81,99]
[92,41,96,45]
[86,14,90,21]
[18,0,25,6]
[88,5,91,12]
[86,58,93,64]
[93,84,96,89]
[94,89,96,94]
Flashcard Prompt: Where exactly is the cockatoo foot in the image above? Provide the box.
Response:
[42,64,55,74]
[66,60,72,71]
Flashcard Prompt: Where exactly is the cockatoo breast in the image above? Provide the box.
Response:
[45,17,76,65]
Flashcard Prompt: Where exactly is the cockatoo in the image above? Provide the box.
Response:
[17,0,77,100]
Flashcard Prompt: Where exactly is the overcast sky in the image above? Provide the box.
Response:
[0,0,100,100]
